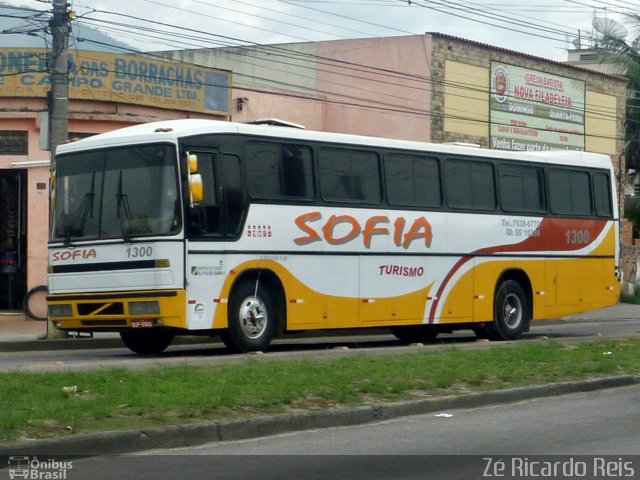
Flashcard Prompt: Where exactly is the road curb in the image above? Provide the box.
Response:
[1,375,638,457]
[0,335,217,353]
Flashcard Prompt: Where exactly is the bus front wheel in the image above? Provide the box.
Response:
[485,280,530,341]
[119,328,174,354]
[222,280,276,353]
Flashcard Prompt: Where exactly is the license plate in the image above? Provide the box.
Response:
[131,320,153,328]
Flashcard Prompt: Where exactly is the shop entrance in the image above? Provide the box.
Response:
[0,169,27,311]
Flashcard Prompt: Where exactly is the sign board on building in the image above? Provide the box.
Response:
[489,62,585,152]
[0,49,231,115]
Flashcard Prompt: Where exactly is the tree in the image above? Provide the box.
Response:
[599,14,640,236]
[600,13,640,170]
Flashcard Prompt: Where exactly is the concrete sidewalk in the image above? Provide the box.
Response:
[1,302,639,353]
[0,312,118,351]
[0,312,219,352]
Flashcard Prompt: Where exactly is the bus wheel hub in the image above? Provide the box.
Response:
[239,297,267,339]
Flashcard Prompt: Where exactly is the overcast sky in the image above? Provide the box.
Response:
[2,0,638,61]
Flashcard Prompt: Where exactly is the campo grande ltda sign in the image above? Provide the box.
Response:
[0,48,231,115]
[490,62,586,152]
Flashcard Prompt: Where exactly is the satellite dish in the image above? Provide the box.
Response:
[593,17,628,39]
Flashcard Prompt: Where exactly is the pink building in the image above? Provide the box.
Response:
[0,48,231,315]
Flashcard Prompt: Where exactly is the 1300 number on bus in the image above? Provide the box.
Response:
[565,230,590,245]
[126,246,154,258]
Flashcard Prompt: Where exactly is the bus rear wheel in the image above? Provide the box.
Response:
[221,280,276,353]
[119,328,174,354]
[391,325,438,343]
[485,279,530,341]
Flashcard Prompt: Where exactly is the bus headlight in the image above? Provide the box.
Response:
[48,304,72,318]
[129,301,160,315]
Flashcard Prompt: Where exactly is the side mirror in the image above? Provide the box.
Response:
[186,153,203,204]
[189,174,203,204]
[49,171,57,208]
[187,153,198,174]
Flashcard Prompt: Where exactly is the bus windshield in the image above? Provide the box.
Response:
[51,143,181,242]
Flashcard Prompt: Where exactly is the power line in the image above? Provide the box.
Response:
[231,0,381,38]
[275,0,415,36]
[0,2,629,142]
[70,9,625,128]
[401,0,576,43]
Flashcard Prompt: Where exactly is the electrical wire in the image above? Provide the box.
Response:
[71,7,632,131]
[72,10,624,119]
[0,2,633,142]
[67,37,627,144]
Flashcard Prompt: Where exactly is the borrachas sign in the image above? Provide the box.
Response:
[0,48,230,115]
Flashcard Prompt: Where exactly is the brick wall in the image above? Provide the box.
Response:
[429,33,633,295]
[429,33,627,162]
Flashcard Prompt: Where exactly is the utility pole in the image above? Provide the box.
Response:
[45,0,71,339]
[49,0,70,168]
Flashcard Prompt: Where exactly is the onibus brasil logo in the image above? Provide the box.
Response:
[7,456,73,480]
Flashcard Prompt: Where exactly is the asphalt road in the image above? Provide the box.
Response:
[16,383,639,480]
[169,384,640,456]
[1,312,639,479]
[1,317,639,372]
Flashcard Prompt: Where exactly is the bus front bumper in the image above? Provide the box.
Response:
[47,290,186,331]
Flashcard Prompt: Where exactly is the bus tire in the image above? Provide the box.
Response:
[119,328,174,355]
[222,280,276,353]
[391,325,438,343]
[486,280,530,341]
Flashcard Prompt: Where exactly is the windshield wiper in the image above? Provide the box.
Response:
[116,169,133,243]
[63,173,95,247]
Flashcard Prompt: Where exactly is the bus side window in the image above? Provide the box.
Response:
[319,148,381,204]
[188,151,244,238]
[498,164,545,213]
[281,144,313,199]
[246,142,313,200]
[385,153,441,207]
[445,158,496,210]
[246,143,280,197]
[548,169,591,216]
[219,153,244,236]
[188,151,221,236]
[592,171,612,217]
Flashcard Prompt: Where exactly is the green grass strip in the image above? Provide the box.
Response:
[2,338,639,442]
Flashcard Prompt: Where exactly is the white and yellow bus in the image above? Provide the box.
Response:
[47,119,620,354]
